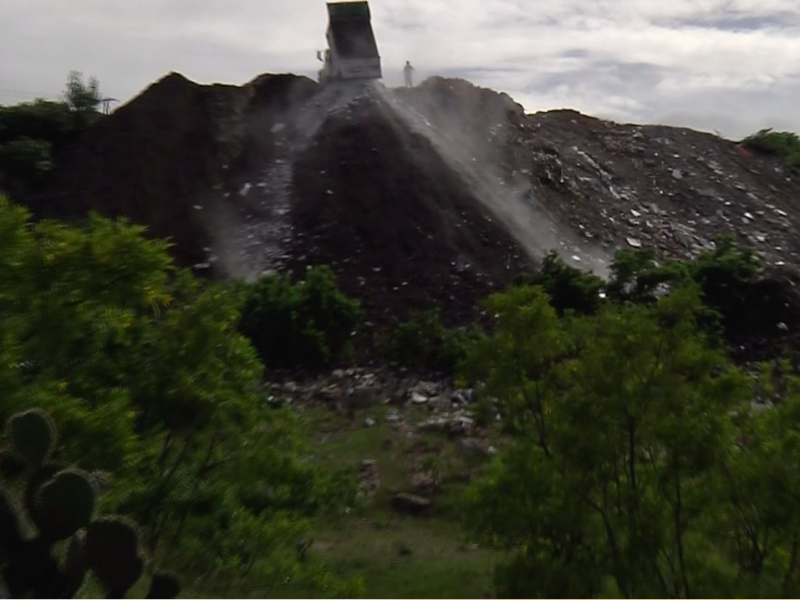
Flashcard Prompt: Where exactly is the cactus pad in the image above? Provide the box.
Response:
[145,572,181,599]
[7,409,55,464]
[62,531,88,598]
[86,517,144,595]
[0,491,23,553]
[36,469,96,541]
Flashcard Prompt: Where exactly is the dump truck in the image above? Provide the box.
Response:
[316,1,382,84]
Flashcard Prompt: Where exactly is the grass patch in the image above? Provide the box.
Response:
[294,404,503,598]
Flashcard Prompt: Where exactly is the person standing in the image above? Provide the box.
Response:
[403,60,415,88]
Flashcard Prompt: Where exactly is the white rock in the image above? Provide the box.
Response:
[411,392,429,405]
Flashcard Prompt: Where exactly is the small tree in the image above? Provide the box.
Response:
[63,71,101,119]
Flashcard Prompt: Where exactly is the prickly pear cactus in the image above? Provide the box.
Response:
[1,409,181,598]
[6,408,55,464]
[145,572,181,599]
[61,530,88,598]
[36,469,96,541]
[86,517,145,596]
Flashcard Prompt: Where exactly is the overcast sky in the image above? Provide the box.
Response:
[1,0,799,139]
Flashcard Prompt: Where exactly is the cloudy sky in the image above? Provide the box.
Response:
[1,0,799,139]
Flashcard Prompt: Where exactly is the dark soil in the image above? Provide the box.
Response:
[289,96,531,330]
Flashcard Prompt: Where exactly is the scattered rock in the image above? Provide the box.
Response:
[411,392,429,405]
[364,417,376,428]
[349,384,381,408]
[391,492,431,515]
[409,472,436,493]
[318,384,343,403]
[386,410,402,424]
[457,438,492,458]
[411,381,439,397]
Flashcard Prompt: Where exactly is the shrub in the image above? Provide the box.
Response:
[239,266,363,368]
[605,247,684,305]
[0,99,75,146]
[0,137,54,177]
[382,308,476,373]
[0,199,361,597]
[741,128,800,168]
[513,251,605,315]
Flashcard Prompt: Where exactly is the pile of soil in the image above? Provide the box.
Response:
[24,72,318,267]
[289,96,531,328]
[11,71,800,361]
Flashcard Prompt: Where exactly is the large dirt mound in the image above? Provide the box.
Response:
[290,95,531,327]
[26,72,318,267]
[14,72,800,357]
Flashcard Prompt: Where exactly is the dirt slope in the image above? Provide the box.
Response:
[25,72,318,267]
[289,95,530,328]
[16,72,800,350]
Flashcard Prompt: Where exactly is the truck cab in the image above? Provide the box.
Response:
[317,2,382,84]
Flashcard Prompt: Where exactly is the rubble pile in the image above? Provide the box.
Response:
[18,71,800,353]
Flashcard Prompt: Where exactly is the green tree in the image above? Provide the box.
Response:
[63,70,101,114]
[514,251,605,315]
[239,266,362,368]
[382,308,476,373]
[461,282,792,598]
[0,198,360,597]
[741,128,800,168]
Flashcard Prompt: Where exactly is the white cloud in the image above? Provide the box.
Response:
[1,0,799,138]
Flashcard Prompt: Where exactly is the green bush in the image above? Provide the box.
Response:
[741,128,800,168]
[0,198,361,597]
[605,238,762,347]
[461,281,800,598]
[605,246,683,305]
[0,137,54,177]
[514,251,605,315]
[239,266,363,368]
[0,99,75,146]
[382,308,476,373]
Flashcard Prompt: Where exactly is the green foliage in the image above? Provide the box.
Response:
[0,409,179,598]
[687,236,763,329]
[0,137,54,176]
[63,70,102,115]
[0,99,75,146]
[0,198,359,597]
[605,247,684,305]
[0,72,103,187]
[741,128,800,168]
[239,266,363,368]
[461,280,800,598]
[459,285,572,436]
[382,308,476,373]
[603,238,763,353]
[514,251,605,315]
